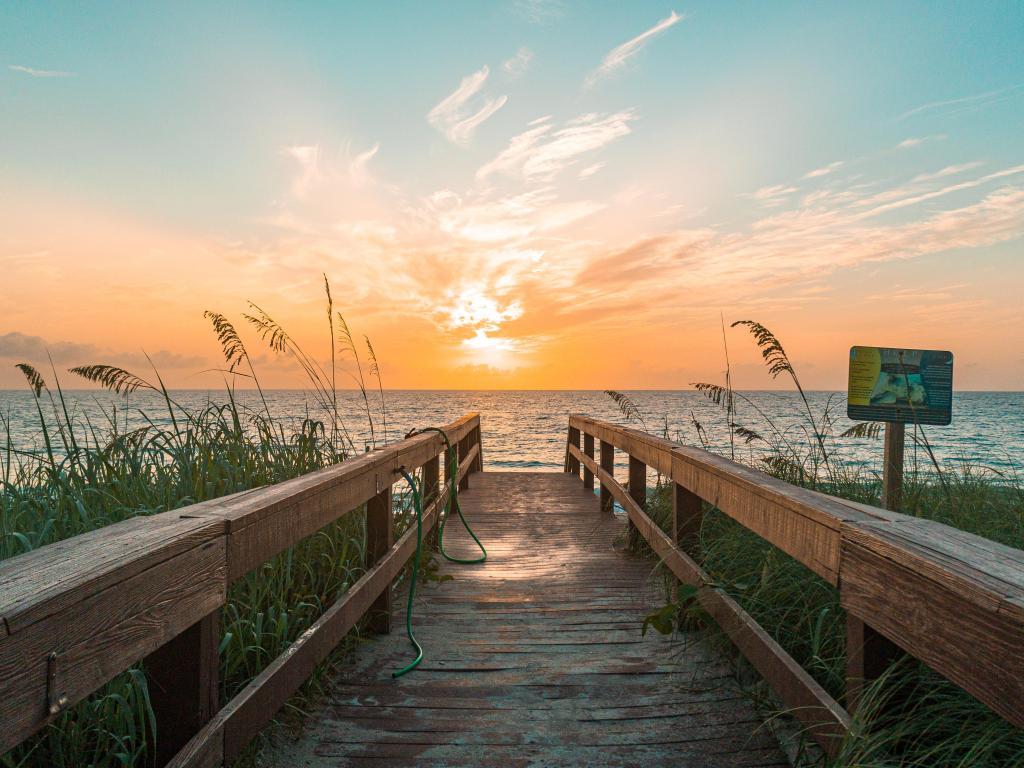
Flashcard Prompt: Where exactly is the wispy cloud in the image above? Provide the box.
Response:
[584,11,683,88]
[743,184,798,207]
[896,84,1023,121]
[802,161,843,179]
[9,64,76,78]
[897,134,947,149]
[513,0,566,25]
[503,47,534,79]
[911,162,984,183]
[428,66,508,145]
[477,111,635,181]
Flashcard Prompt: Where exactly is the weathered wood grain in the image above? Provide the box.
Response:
[262,472,789,767]
[840,522,1024,727]
[196,415,480,581]
[0,537,226,754]
[572,414,877,584]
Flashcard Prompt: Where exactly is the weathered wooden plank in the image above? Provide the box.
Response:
[572,414,877,583]
[698,586,851,754]
[847,519,1024,618]
[840,525,1024,728]
[0,511,225,635]
[0,537,226,754]
[261,471,791,767]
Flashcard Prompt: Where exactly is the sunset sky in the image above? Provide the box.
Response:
[2,1,1023,390]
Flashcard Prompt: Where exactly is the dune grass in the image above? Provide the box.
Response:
[0,279,414,767]
[615,321,1024,767]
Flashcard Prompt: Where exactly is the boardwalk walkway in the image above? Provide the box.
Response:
[265,472,788,767]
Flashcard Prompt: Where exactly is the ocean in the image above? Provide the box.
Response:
[2,390,1021,477]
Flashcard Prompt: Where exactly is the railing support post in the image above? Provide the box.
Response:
[567,426,581,478]
[366,486,393,634]
[583,433,595,492]
[845,613,903,713]
[457,433,471,491]
[599,440,614,512]
[145,611,219,767]
[627,456,645,548]
[422,455,440,508]
[472,422,483,474]
[672,482,702,555]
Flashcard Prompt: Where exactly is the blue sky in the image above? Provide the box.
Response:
[1,1,1023,388]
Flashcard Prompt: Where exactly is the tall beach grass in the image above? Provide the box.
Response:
[1,278,416,767]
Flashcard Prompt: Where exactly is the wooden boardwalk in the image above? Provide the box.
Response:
[265,472,788,767]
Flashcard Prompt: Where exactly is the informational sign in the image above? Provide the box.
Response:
[847,346,953,426]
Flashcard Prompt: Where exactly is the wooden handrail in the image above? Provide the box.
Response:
[566,414,1024,755]
[0,414,482,765]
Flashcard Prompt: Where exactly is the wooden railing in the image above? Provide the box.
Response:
[565,415,1024,755]
[0,414,483,767]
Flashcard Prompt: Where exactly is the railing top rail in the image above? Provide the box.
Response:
[0,413,479,637]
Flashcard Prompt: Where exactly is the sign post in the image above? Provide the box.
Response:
[847,346,953,511]
[881,421,905,510]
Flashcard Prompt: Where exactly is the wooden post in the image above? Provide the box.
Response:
[567,426,581,478]
[422,455,440,509]
[457,434,471,491]
[882,422,905,511]
[627,456,645,548]
[851,424,906,713]
[366,486,393,634]
[472,423,483,473]
[672,482,702,555]
[845,612,903,713]
[146,611,219,767]
[583,433,595,492]
[599,440,614,512]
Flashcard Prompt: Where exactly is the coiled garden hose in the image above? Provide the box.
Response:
[415,427,487,565]
[392,466,423,678]
[391,429,488,678]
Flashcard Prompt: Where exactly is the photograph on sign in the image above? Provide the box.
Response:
[847,346,953,426]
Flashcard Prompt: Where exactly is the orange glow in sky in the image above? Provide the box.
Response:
[2,4,1023,390]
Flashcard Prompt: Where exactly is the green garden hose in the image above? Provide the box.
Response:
[391,428,488,678]
[416,427,486,564]
[392,466,423,678]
